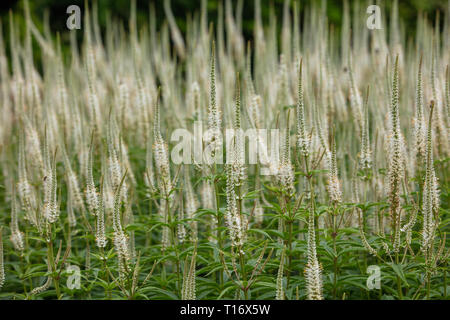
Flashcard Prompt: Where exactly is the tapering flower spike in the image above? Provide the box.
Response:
[305,207,323,300]
[153,88,173,200]
[85,132,99,216]
[95,177,108,248]
[413,56,426,158]
[421,101,440,252]
[387,55,405,252]
[296,58,310,157]
[359,86,372,171]
[205,41,222,163]
[0,228,4,289]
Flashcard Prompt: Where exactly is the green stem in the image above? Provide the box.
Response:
[167,195,181,295]
[239,249,248,299]
[214,174,224,287]
[395,253,403,300]
[47,239,61,300]
[444,261,447,298]
[286,218,293,288]
[100,247,111,299]
[19,254,28,294]
[332,212,338,300]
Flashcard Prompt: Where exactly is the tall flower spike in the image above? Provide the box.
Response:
[56,33,69,128]
[112,172,130,281]
[85,46,101,131]
[305,208,323,300]
[245,43,262,130]
[282,113,290,165]
[421,101,440,252]
[153,89,173,200]
[135,67,150,145]
[249,94,262,130]
[62,143,84,212]
[24,116,43,173]
[234,73,241,131]
[181,249,197,300]
[413,56,426,158]
[225,164,244,248]
[160,199,171,251]
[17,130,38,228]
[229,73,246,187]
[144,129,157,197]
[387,55,404,252]
[85,132,99,216]
[177,194,186,244]
[445,66,449,121]
[50,149,59,223]
[10,186,24,252]
[245,41,255,98]
[209,41,217,120]
[292,0,300,64]
[96,178,108,248]
[107,117,123,195]
[184,166,198,241]
[42,129,59,224]
[275,249,285,300]
[348,53,363,130]
[327,136,342,203]
[0,228,4,289]
[277,112,295,195]
[314,103,329,153]
[206,41,222,163]
[120,140,136,187]
[431,38,448,153]
[359,86,372,171]
[296,59,309,157]
[84,4,101,133]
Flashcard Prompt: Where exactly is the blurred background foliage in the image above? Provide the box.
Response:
[0,0,448,58]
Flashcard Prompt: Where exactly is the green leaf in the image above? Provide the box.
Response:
[389,263,410,287]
